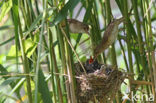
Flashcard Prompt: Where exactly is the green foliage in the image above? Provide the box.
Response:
[38,69,53,103]
[0,0,12,22]
[7,45,21,59]
[6,35,39,59]
[0,0,156,103]
[50,0,80,26]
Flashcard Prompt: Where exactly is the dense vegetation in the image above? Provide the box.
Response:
[0,0,156,103]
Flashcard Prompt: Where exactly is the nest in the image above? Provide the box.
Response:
[75,61,125,103]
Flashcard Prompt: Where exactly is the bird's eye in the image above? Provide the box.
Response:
[83,25,89,30]
[86,26,89,30]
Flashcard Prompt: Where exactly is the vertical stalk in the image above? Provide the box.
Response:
[131,0,150,97]
[34,0,47,102]
[20,0,29,28]
[90,2,102,61]
[62,20,77,103]
[35,0,40,16]
[50,30,63,103]
[25,0,32,25]
[18,18,33,103]
[48,29,57,102]
[27,0,36,20]
[118,39,129,71]
[123,0,134,101]
[131,0,146,76]
[105,0,111,24]
[57,25,69,103]
[123,0,134,74]
[141,0,154,95]
[93,1,103,62]
[100,1,107,63]
[65,41,77,103]
[145,0,156,96]
[11,0,22,100]
[43,35,50,71]
[51,1,65,102]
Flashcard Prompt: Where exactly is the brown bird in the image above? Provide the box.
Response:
[62,19,89,34]
[93,17,125,59]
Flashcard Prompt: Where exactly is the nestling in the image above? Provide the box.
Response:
[62,19,89,34]
[85,56,102,73]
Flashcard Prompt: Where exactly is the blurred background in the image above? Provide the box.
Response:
[0,0,156,103]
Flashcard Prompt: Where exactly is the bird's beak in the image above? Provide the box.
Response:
[85,25,91,35]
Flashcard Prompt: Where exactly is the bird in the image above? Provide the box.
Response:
[61,19,89,34]
[84,56,102,73]
[93,17,125,59]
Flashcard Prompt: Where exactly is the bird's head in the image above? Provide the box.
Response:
[82,24,89,34]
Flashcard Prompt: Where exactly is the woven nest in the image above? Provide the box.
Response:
[75,60,125,103]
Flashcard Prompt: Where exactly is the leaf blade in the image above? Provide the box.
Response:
[50,0,80,26]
